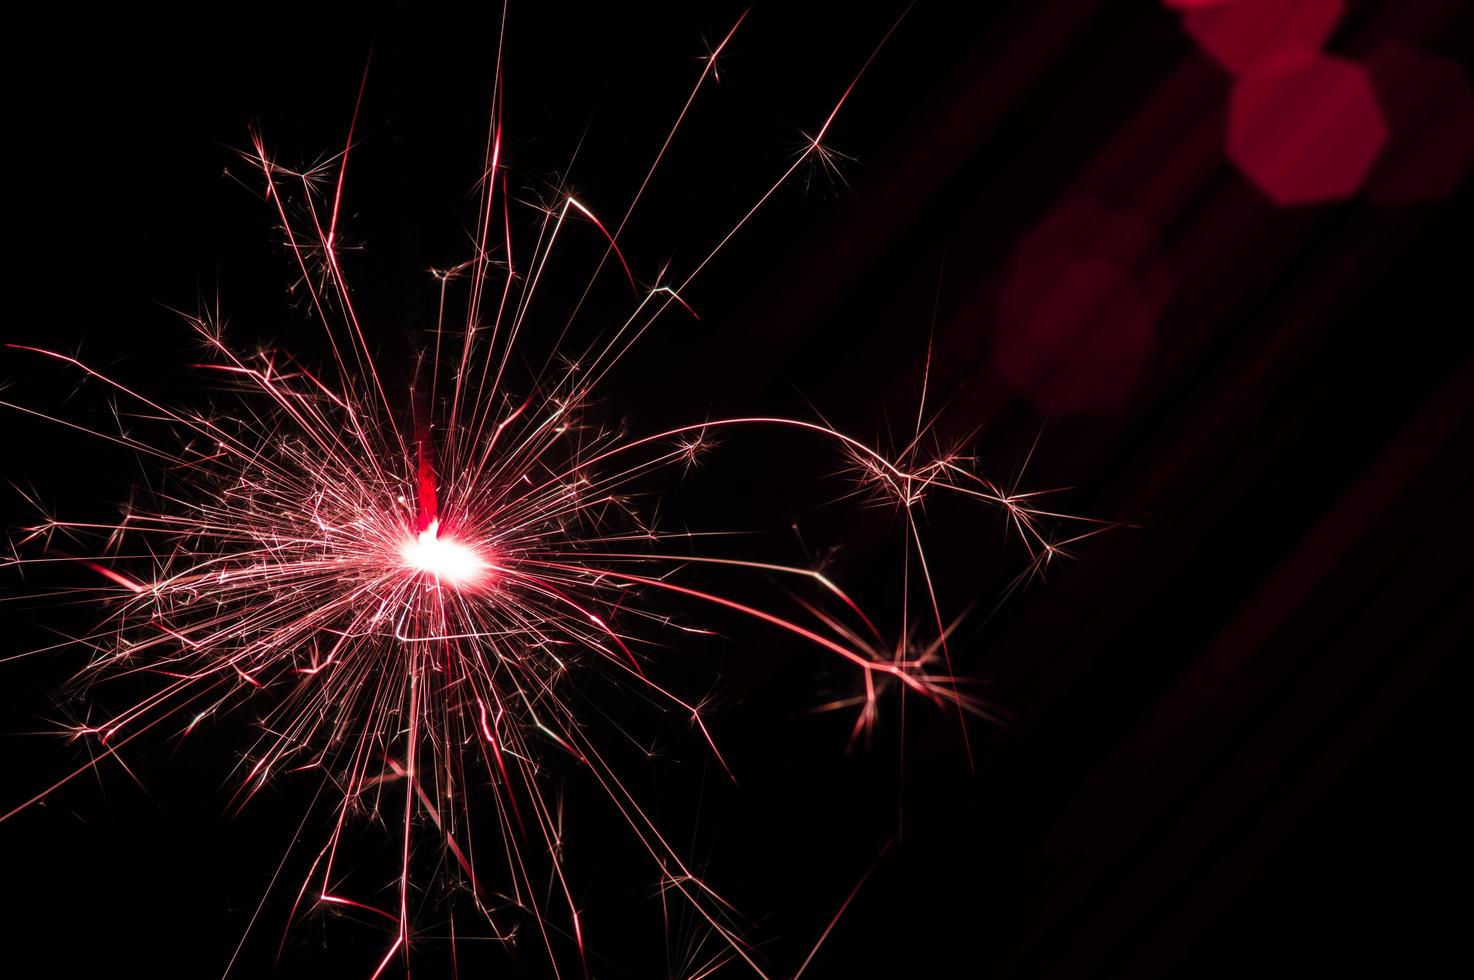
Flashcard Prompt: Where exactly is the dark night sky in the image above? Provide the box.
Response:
[3,2,1471,977]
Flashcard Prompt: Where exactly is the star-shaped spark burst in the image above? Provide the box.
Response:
[1,10,1107,977]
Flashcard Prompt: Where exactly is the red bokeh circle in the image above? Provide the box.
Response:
[995,254,1159,416]
[1364,42,1474,205]
[1227,52,1388,205]
[1183,0,1344,75]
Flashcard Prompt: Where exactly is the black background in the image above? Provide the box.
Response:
[4,2,1471,977]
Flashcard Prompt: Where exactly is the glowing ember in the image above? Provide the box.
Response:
[399,519,489,585]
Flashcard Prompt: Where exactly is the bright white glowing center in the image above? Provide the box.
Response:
[400,519,488,585]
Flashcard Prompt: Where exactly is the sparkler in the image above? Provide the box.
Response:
[2,10,1104,977]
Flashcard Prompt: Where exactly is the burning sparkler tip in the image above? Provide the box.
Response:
[398,519,491,587]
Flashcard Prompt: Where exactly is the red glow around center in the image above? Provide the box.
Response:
[400,519,489,586]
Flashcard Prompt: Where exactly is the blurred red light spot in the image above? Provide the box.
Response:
[995,255,1159,416]
[1364,42,1474,205]
[1227,52,1387,205]
[1183,0,1343,75]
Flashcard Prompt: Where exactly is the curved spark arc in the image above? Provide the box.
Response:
[1,10,1105,978]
